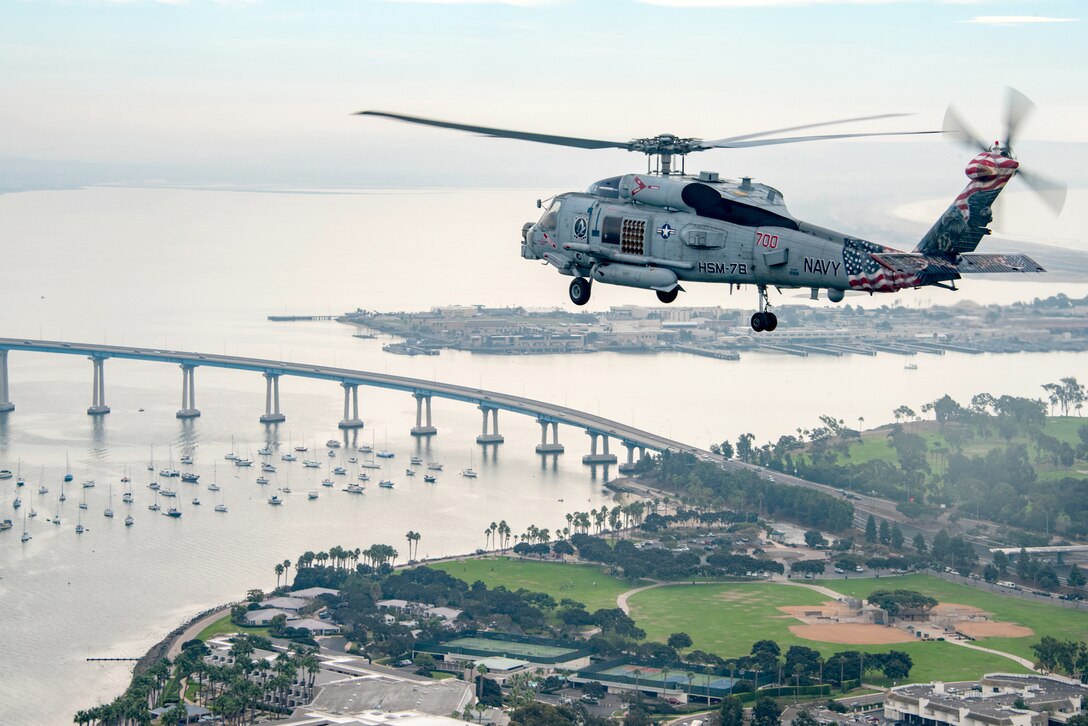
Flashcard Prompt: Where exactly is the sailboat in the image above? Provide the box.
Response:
[225,437,238,461]
[159,447,179,478]
[207,462,221,491]
[28,487,37,518]
[147,445,155,471]
[75,509,85,534]
[104,485,114,518]
[64,454,73,482]
[165,498,182,517]
[214,475,228,513]
[59,480,66,502]
[148,492,161,511]
[78,487,88,510]
[461,449,478,478]
[21,514,31,543]
[423,473,437,484]
[123,473,134,503]
[15,460,24,487]
[124,513,134,526]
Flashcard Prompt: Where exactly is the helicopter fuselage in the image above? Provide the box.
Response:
[522,172,924,306]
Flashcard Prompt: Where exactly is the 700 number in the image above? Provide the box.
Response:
[756,232,779,249]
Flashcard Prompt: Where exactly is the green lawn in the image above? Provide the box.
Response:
[432,556,632,611]
[820,574,1088,660]
[194,613,270,642]
[626,582,1029,683]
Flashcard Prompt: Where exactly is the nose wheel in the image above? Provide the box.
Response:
[569,277,592,306]
[750,285,778,332]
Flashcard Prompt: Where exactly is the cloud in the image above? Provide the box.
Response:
[638,0,901,5]
[962,15,1078,25]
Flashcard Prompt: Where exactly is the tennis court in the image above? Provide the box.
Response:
[442,636,581,659]
[597,663,738,691]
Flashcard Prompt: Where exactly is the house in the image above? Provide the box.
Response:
[288,618,341,636]
[290,587,340,600]
[245,607,298,626]
[885,674,1088,726]
[260,596,311,612]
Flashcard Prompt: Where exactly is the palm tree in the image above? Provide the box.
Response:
[283,559,292,587]
[273,563,284,589]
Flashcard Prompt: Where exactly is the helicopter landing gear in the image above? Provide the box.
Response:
[656,287,679,304]
[569,277,592,306]
[750,285,778,332]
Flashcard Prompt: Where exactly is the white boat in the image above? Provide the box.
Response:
[225,437,238,460]
[326,439,341,448]
[234,458,253,468]
[461,449,477,478]
[904,362,918,370]
[258,446,273,456]
[159,468,179,478]
[427,462,444,471]
[148,492,161,511]
[59,483,67,502]
[308,490,318,500]
[423,474,437,484]
[147,482,160,491]
[256,476,269,485]
[357,444,373,453]
[405,468,416,477]
[268,495,283,505]
[333,466,347,475]
[280,485,291,494]
[357,473,370,482]
[0,519,12,530]
[294,445,308,452]
[207,482,220,492]
[165,506,181,518]
[191,497,201,505]
[122,492,133,503]
[38,484,48,495]
[360,461,381,469]
[208,462,221,492]
[76,510,85,534]
[179,454,193,465]
[13,497,21,509]
[148,445,157,470]
[303,460,320,468]
[261,463,276,472]
[281,452,297,462]
[181,472,199,482]
[321,478,334,487]
[124,515,134,526]
[20,513,30,542]
[347,456,358,464]
[82,480,95,488]
[344,483,364,494]
[214,503,228,513]
[327,450,336,458]
[376,450,395,459]
[15,462,25,487]
[159,489,176,498]
[378,480,394,489]
[410,456,423,465]
[0,470,12,480]
[104,486,114,518]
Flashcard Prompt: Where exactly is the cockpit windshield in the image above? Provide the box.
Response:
[587,176,621,199]
[538,199,562,231]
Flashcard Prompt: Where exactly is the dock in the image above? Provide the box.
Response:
[267,315,338,322]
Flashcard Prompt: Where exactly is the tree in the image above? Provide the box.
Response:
[993,550,1009,576]
[793,710,819,726]
[890,523,904,549]
[718,440,735,460]
[879,519,891,546]
[1068,564,1086,588]
[752,694,782,726]
[913,533,927,554]
[804,530,827,548]
[865,515,877,543]
[667,632,693,651]
[719,696,745,726]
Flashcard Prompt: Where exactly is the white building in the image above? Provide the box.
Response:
[885,674,1087,726]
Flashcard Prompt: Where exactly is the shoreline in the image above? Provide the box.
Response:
[134,602,237,677]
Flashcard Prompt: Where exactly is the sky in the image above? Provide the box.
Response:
[0,0,1085,190]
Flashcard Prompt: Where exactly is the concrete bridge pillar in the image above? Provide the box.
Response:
[260,372,286,423]
[476,405,504,444]
[176,364,201,419]
[0,350,13,413]
[339,382,364,430]
[87,356,110,416]
[411,393,437,436]
[535,418,564,454]
[582,430,617,465]
[619,442,640,474]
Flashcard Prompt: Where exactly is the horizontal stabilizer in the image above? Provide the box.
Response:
[956,253,1045,274]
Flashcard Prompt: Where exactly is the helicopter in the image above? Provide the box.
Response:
[359,89,1065,332]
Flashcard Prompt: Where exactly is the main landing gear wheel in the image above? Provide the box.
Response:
[656,287,679,304]
[751,284,778,332]
[569,277,592,306]
[751,312,778,332]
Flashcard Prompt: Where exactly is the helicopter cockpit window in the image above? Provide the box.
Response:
[587,176,622,199]
[538,200,562,231]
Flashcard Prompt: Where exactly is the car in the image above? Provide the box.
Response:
[834,567,845,574]
[396,659,413,667]
[855,565,864,572]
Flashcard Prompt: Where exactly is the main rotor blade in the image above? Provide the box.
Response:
[356,111,631,150]
[705,113,914,145]
[1004,87,1036,151]
[942,105,988,153]
[700,129,941,149]
[1017,167,1067,215]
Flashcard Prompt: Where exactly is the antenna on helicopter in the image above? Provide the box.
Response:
[356,110,941,176]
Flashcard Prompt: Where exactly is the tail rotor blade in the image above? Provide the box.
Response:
[942,105,988,153]
[1017,167,1067,215]
[1004,87,1036,151]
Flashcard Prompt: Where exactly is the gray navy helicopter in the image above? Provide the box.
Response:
[360,89,1065,332]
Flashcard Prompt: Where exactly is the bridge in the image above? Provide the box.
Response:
[0,338,699,470]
